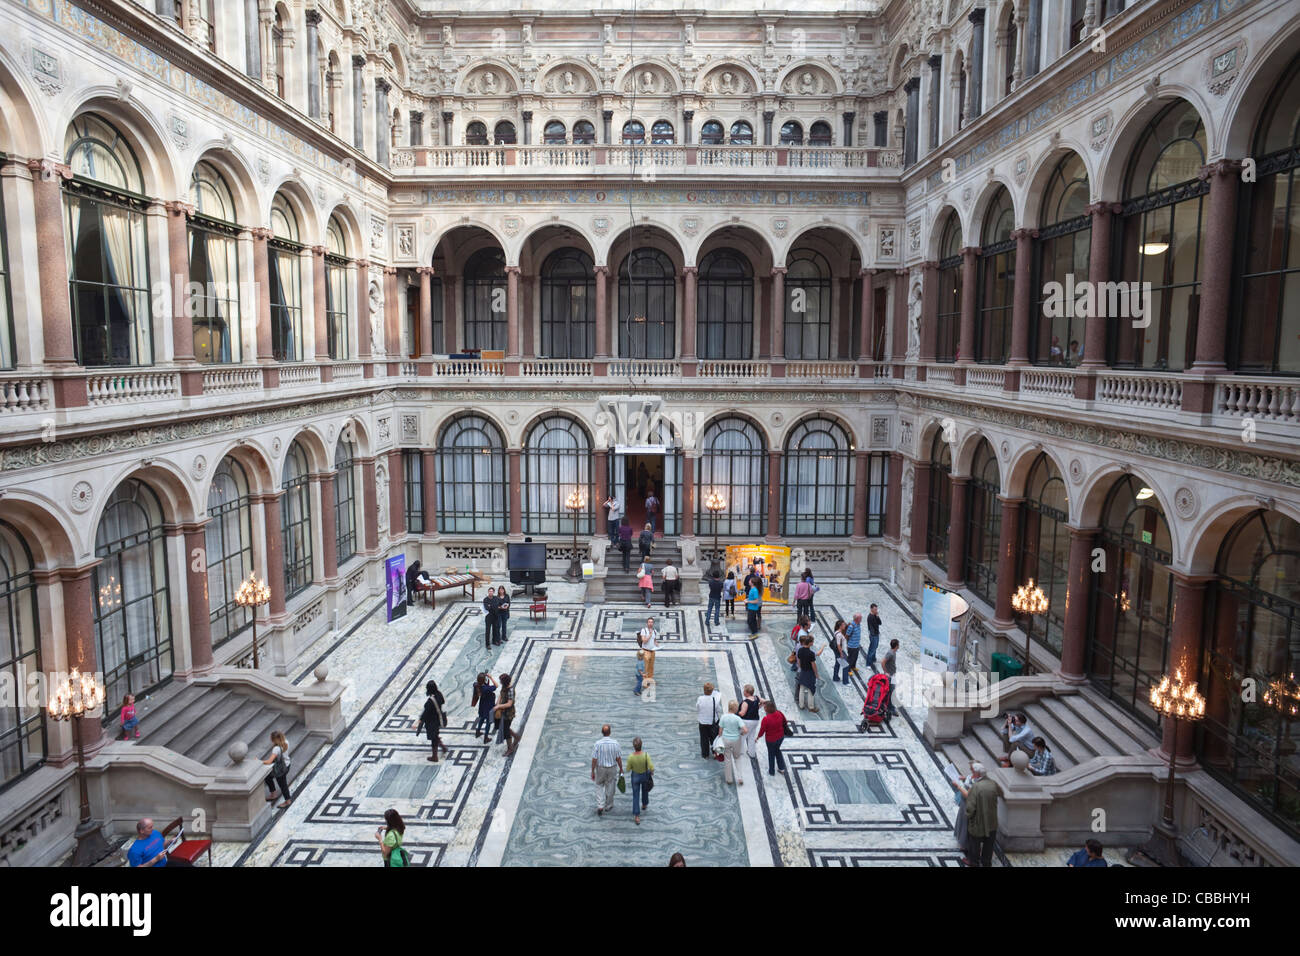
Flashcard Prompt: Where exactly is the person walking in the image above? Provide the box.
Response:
[618,518,634,571]
[644,491,659,534]
[695,682,722,758]
[737,685,763,757]
[492,672,522,756]
[793,573,814,621]
[742,564,765,628]
[745,579,763,635]
[472,672,497,742]
[638,523,654,563]
[604,494,622,543]
[756,700,788,776]
[706,571,723,626]
[638,565,654,608]
[637,616,659,680]
[723,572,737,619]
[627,737,654,824]
[789,616,811,672]
[590,724,623,816]
[845,613,863,677]
[661,559,680,607]
[830,619,850,684]
[376,808,408,867]
[950,760,976,851]
[261,729,292,809]
[482,588,500,650]
[883,638,900,715]
[718,701,747,785]
[796,634,819,713]
[634,650,646,696]
[865,604,882,667]
[964,763,999,867]
[493,586,511,643]
[416,680,451,762]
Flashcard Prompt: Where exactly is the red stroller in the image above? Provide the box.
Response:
[859,673,891,730]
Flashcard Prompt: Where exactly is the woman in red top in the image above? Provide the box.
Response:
[756,700,788,776]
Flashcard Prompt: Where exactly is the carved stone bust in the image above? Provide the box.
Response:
[640,70,655,93]
[800,71,816,95]
[482,70,498,94]
[562,70,575,93]
[720,71,735,94]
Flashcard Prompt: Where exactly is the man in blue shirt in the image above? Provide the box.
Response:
[1067,839,1108,867]
[845,613,863,679]
[127,818,168,868]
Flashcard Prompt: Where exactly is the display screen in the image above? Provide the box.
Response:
[507,542,547,570]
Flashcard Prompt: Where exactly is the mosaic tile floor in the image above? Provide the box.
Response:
[215,580,1072,867]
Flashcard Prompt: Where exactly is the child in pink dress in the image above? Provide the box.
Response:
[120,694,139,739]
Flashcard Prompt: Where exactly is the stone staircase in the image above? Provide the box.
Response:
[603,537,685,603]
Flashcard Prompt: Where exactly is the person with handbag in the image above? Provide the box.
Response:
[416,680,451,762]
[377,808,409,867]
[737,685,765,758]
[695,681,722,758]
[830,619,850,684]
[638,566,654,608]
[492,672,522,756]
[627,737,654,825]
[261,729,292,809]
[718,700,748,786]
[756,700,790,776]
[796,634,819,713]
[472,672,497,742]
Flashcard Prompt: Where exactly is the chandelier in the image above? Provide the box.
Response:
[1150,669,1206,720]
[1263,673,1300,718]
[1011,578,1048,616]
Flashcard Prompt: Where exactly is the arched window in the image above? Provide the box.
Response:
[697,248,754,360]
[1017,454,1069,654]
[0,520,43,788]
[927,432,953,569]
[779,121,804,146]
[698,417,767,538]
[1003,14,1017,98]
[333,439,358,565]
[936,213,963,362]
[1069,0,1086,47]
[975,185,1015,363]
[493,121,517,145]
[325,215,352,360]
[809,121,833,146]
[1114,100,1208,370]
[622,120,645,145]
[466,121,488,146]
[463,247,507,351]
[436,415,506,533]
[573,120,596,145]
[524,416,593,536]
[188,160,241,365]
[269,193,303,362]
[93,479,174,712]
[729,120,753,145]
[281,441,314,599]
[1087,475,1174,727]
[1032,153,1090,365]
[651,120,675,145]
[540,248,595,359]
[272,7,287,97]
[543,120,566,145]
[1201,509,1300,835]
[1235,54,1300,374]
[700,120,724,146]
[964,440,1002,607]
[65,113,152,367]
[781,417,854,536]
[784,248,832,360]
[206,457,253,650]
[618,248,676,359]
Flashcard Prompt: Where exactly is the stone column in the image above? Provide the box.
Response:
[969,8,986,119]
[762,111,775,146]
[683,110,694,145]
[387,449,405,538]
[316,473,337,579]
[910,462,932,557]
[947,477,969,588]
[409,110,424,147]
[1012,8,1027,90]
[352,55,365,151]
[1080,202,1119,374]
[163,201,198,378]
[1026,0,1043,78]
[311,245,329,362]
[506,265,521,368]
[681,455,695,537]
[593,449,608,511]
[842,111,855,148]
[1186,161,1243,411]
[857,268,876,369]
[508,449,523,537]
[993,497,1023,626]
[355,259,371,363]
[305,9,321,120]
[903,77,920,166]
[183,521,215,676]
[594,264,609,373]
[421,449,438,534]
[681,265,698,372]
[251,227,278,388]
[244,0,262,79]
[360,457,378,552]
[958,247,978,374]
[521,110,533,145]
[1007,228,1036,385]
[895,268,912,377]
[602,109,613,145]
[59,564,105,754]
[852,450,870,540]
[375,77,390,167]
[261,491,287,617]
[918,261,938,366]
[928,56,942,151]
[1162,573,1210,763]
[27,161,80,401]
[1058,526,1097,683]
[441,111,454,146]
[417,266,434,360]
[384,266,400,369]
[771,266,787,370]
[885,451,903,542]
[765,449,782,541]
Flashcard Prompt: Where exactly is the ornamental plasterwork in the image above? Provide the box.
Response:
[395,224,415,259]
[401,415,420,442]
[592,216,611,236]
[621,65,676,94]
[878,226,897,259]
[70,481,93,514]
[908,219,921,254]
[190,454,208,481]
[700,66,755,95]
[420,185,870,208]
[771,217,789,237]
[681,216,700,237]
[503,216,523,237]
[370,216,385,252]
[1205,38,1247,97]
[540,65,596,94]
[1089,110,1112,153]
[28,45,64,96]
[1174,486,1199,519]
[464,66,516,95]
[780,66,835,96]
[166,112,189,150]
[1013,154,1029,187]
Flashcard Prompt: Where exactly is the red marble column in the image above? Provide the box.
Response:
[508,449,523,537]
[1162,573,1210,764]
[251,227,278,388]
[260,492,287,617]
[958,247,978,370]
[993,497,1023,626]
[421,449,439,534]
[387,449,405,537]
[59,564,104,754]
[681,455,695,536]
[771,266,787,371]
[183,521,215,676]
[765,449,782,541]
[852,449,870,540]
[164,200,198,370]
[681,265,698,373]
[355,259,371,363]
[1058,526,1097,683]
[857,268,876,370]
[311,245,330,364]
[910,462,932,556]
[360,457,379,552]
[1007,228,1035,372]
[594,265,609,372]
[26,161,76,367]
[895,268,912,377]
[1185,161,1243,413]
[417,266,435,360]
[885,451,903,542]
[593,449,608,510]
[505,265,521,366]
[317,474,338,579]
[947,476,969,587]
[1080,203,1119,373]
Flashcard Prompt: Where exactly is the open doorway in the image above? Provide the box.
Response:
[611,447,680,537]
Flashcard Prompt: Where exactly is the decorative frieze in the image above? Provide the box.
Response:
[0,793,65,866]
[293,600,324,634]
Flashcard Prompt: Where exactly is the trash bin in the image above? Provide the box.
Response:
[991,652,1024,681]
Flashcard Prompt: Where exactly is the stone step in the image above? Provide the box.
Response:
[190,699,274,764]
[970,721,1009,762]
[1034,696,1120,762]
[161,689,250,756]
[1062,691,1156,755]
[132,685,218,746]
[1020,700,1090,768]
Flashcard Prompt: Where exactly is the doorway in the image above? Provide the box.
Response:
[611,446,680,536]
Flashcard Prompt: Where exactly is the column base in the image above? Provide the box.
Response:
[318,364,334,383]
[69,817,115,868]
[1127,819,1187,868]
[179,367,204,396]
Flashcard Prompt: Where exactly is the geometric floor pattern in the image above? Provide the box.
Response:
[217,580,1055,866]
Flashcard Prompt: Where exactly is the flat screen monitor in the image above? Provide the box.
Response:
[507,542,546,571]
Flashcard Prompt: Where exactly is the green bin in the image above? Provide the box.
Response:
[991,652,1024,681]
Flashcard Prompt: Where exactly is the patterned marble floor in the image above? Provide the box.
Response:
[215,579,1069,867]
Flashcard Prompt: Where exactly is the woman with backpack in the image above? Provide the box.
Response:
[638,523,654,563]
[492,672,522,756]
[261,730,292,809]
[377,808,409,867]
[416,680,450,763]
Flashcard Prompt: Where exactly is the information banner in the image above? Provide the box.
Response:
[920,583,953,672]
[386,554,407,623]
[724,544,792,604]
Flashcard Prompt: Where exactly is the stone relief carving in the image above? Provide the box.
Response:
[396,224,414,258]
[906,281,922,362]
[879,226,897,259]
[900,464,914,542]
[782,67,833,96]
[466,67,513,95]
[369,279,384,353]
[1205,38,1247,97]
[375,464,389,537]
[908,218,921,254]
[542,66,594,94]
[401,414,419,442]
[28,46,64,96]
[622,66,675,94]
[702,67,753,94]
[70,481,93,514]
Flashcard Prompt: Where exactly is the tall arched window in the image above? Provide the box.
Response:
[729,120,753,145]
[0,520,43,787]
[540,248,595,359]
[975,186,1015,363]
[543,120,566,145]
[272,7,287,97]
[93,479,174,712]
[1017,454,1068,654]
[618,248,676,359]
[809,121,833,146]
[1087,475,1174,726]
[524,416,593,536]
[936,214,963,362]
[1235,55,1300,374]
[269,193,304,362]
[1003,14,1017,98]
[281,441,314,599]
[493,121,517,145]
[65,113,152,367]
[622,120,645,145]
[1114,100,1208,370]
[784,248,832,360]
[188,160,241,365]
[697,248,754,360]
[698,417,767,538]
[463,247,507,351]
[436,415,506,533]
[206,457,253,650]
[0,149,10,368]
[781,417,854,536]
[573,120,596,145]
[1032,153,1090,365]
[779,121,804,146]
[700,120,724,146]
[325,215,352,360]
[964,440,1001,607]
[466,122,488,146]
[927,432,953,569]
[334,439,358,565]
[651,120,675,145]
[1201,509,1300,835]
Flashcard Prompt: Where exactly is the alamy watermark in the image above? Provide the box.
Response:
[1042,274,1153,328]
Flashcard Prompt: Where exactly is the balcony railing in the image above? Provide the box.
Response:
[0,374,51,414]
[966,367,1005,392]
[786,361,859,380]
[87,370,180,406]
[1020,368,1075,399]
[1217,377,1300,424]
[520,359,593,378]
[279,364,322,387]
[333,362,365,381]
[202,366,261,395]
[431,357,504,377]
[927,364,958,385]
[697,360,770,379]
[1097,371,1182,412]
[608,359,680,378]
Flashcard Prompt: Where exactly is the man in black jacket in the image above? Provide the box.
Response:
[482,591,500,649]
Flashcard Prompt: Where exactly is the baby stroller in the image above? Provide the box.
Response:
[859,673,891,730]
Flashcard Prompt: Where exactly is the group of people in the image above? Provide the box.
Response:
[693,682,792,782]
[998,711,1059,776]
[635,556,680,606]
[481,585,512,649]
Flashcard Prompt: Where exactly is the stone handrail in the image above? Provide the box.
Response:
[1020,367,1075,398]
[520,359,593,377]
[786,360,859,379]
[926,364,957,385]
[394,144,899,173]
[1097,370,1183,411]
[966,366,1005,391]
[333,362,365,380]
[1216,377,1300,424]
[0,373,51,413]
[432,357,504,376]
[201,366,261,395]
[697,359,771,379]
[278,363,322,386]
[87,370,180,406]
[608,359,681,378]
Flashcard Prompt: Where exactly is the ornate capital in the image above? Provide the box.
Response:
[919,260,939,272]
[1199,159,1245,182]
[682,265,698,275]
[383,265,398,276]
[771,266,787,276]
[1010,227,1038,241]
[682,109,695,121]
[505,265,521,275]
[352,54,366,69]
[416,265,435,276]
[26,158,72,181]
[375,77,391,95]
[164,199,196,218]
[860,267,879,277]
[410,110,424,123]
[249,226,274,241]
[441,111,454,122]
[928,55,942,70]
[304,8,322,26]
[310,244,326,257]
[969,8,986,26]
[594,264,609,275]
[960,246,979,258]
[355,258,370,269]
[1085,200,1123,217]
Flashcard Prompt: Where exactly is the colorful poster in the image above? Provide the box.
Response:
[386,555,407,623]
[920,584,953,672]
[724,544,792,604]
